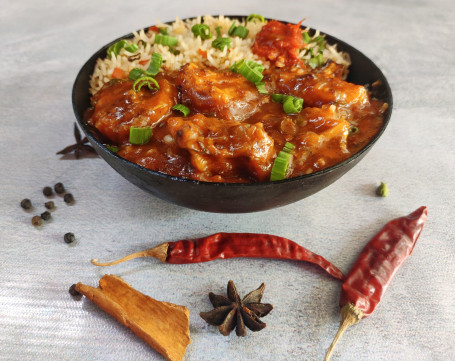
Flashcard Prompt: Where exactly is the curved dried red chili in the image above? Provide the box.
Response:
[324,206,428,360]
[91,232,344,280]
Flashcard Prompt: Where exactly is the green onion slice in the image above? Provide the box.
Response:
[313,35,325,50]
[154,34,178,47]
[212,37,231,51]
[106,145,119,153]
[129,126,153,145]
[272,94,304,114]
[228,22,237,36]
[233,25,249,39]
[158,27,169,35]
[132,76,159,92]
[283,96,303,114]
[124,43,139,53]
[107,40,128,58]
[215,26,222,38]
[246,14,266,24]
[230,59,264,83]
[129,68,145,81]
[192,24,212,40]
[228,22,249,39]
[307,53,324,69]
[107,40,140,58]
[302,31,311,43]
[255,81,268,94]
[172,104,190,116]
[146,52,162,76]
[270,142,295,181]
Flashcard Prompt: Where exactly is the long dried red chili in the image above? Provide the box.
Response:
[91,232,344,280]
[324,206,428,360]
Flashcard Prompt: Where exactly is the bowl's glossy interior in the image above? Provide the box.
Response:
[72,17,393,213]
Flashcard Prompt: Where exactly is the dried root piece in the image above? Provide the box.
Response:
[75,274,190,361]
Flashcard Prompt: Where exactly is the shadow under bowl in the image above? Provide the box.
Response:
[72,17,393,213]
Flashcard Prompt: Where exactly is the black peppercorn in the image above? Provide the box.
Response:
[69,284,81,297]
[41,211,51,221]
[20,199,32,210]
[44,201,55,210]
[43,186,53,197]
[32,216,42,226]
[54,182,65,194]
[64,193,74,204]
[64,232,75,244]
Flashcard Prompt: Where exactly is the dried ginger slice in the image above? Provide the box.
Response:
[75,274,190,361]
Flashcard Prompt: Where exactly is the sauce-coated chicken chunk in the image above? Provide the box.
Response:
[89,77,178,144]
[176,63,267,122]
[167,114,275,182]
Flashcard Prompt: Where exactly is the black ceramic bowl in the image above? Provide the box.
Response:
[72,16,392,213]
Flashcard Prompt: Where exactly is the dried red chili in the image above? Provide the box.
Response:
[324,206,428,360]
[91,232,344,280]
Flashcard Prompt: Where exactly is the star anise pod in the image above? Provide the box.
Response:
[200,280,273,337]
[56,123,97,159]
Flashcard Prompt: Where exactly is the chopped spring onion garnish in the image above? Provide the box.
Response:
[212,37,231,51]
[283,96,304,114]
[172,104,190,116]
[246,14,266,23]
[255,81,268,94]
[106,145,119,153]
[158,27,169,35]
[191,24,212,40]
[307,53,324,69]
[302,31,311,43]
[270,142,295,181]
[272,94,304,114]
[129,68,146,81]
[154,34,178,47]
[128,53,162,82]
[228,22,249,39]
[124,43,139,53]
[230,59,265,83]
[147,52,162,76]
[132,76,159,92]
[129,126,153,145]
[107,40,139,58]
[212,26,231,51]
[313,35,325,50]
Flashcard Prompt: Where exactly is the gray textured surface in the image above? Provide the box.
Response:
[1,0,454,360]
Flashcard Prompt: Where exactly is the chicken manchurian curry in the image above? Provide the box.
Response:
[86,18,387,183]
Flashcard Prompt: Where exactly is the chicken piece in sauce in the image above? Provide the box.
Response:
[166,114,275,182]
[89,77,178,144]
[264,66,368,108]
[176,63,266,122]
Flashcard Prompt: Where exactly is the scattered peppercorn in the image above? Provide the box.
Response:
[64,193,75,204]
[54,182,65,194]
[41,211,51,221]
[64,232,75,244]
[44,201,55,210]
[43,186,53,197]
[376,182,389,197]
[32,216,43,226]
[69,283,81,297]
[20,199,32,210]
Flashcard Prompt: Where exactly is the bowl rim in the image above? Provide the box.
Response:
[72,15,393,188]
